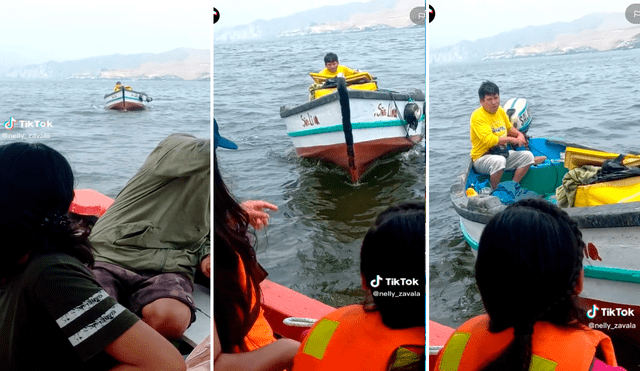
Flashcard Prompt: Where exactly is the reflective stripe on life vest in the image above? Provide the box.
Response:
[435,315,617,371]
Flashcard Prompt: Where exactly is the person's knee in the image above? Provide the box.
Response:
[490,157,506,175]
[523,151,534,164]
[141,298,192,340]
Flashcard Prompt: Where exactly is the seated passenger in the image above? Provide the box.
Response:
[309,52,377,100]
[317,52,359,78]
[292,202,426,371]
[470,81,534,190]
[435,198,625,371]
[89,133,211,341]
[213,121,300,371]
[113,81,132,91]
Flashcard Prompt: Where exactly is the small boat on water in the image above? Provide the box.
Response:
[450,99,640,351]
[103,84,152,111]
[280,73,425,182]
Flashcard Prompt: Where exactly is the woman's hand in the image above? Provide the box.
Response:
[214,320,300,371]
[241,200,278,230]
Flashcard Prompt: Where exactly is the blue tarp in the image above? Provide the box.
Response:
[492,181,541,205]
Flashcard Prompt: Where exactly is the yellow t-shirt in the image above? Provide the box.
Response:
[470,106,513,161]
[317,65,356,77]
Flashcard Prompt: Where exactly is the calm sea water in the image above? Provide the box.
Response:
[429,49,640,328]
[0,79,210,198]
[214,26,426,307]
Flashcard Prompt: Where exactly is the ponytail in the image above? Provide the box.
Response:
[475,198,586,371]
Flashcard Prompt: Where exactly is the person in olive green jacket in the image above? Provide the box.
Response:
[89,133,211,340]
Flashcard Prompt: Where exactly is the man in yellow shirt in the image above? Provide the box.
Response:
[470,81,534,189]
[318,52,358,77]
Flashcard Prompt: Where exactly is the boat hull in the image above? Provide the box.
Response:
[104,89,151,111]
[294,134,422,181]
[281,86,425,182]
[451,138,640,348]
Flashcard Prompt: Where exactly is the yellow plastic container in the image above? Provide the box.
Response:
[564,147,640,170]
[466,188,478,197]
[574,176,640,206]
[313,81,378,99]
[309,71,375,84]
[114,85,132,92]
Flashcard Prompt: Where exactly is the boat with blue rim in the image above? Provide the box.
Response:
[280,76,425,182]
[450,98,640,349]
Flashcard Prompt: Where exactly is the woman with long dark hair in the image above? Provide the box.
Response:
[435,198,624,371]
[0,142,185,371]
[292,202,426,371]
[213,122,300,371]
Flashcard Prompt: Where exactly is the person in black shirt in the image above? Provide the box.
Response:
[0,142,186,371]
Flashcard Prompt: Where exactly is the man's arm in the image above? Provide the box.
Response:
[505,127,527,146]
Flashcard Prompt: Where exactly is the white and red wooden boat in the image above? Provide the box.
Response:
[103,86,152,111]
[280,77,424,182]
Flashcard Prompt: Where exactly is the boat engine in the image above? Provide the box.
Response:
[403,102,421,130]
[503,98,531,134]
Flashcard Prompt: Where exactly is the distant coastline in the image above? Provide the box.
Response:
[430,13,640,65]
[2,48,210,81]
[215,0,420,42]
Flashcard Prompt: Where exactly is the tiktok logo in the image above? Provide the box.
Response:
[587,304,600,319]
[370,275,383,288]
[4,117,16,130]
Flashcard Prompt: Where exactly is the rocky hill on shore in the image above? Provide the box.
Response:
[2,48,209,80]
[430,13,640,65]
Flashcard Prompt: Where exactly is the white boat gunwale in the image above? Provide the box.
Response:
[103,88,150,99]
[459,217,640,285]
[279,88,425,119]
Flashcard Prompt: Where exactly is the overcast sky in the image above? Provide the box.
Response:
[0,1,211,67]
[0,0,377,67]
[215,0,368,29]
[429,0,634,48]
[10,1,629,66]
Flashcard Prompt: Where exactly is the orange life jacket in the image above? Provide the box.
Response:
[292,304,425,371]
[434,315,617,371]
[231,257,276,352]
